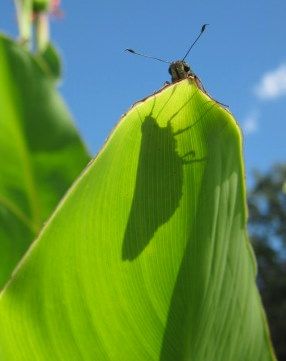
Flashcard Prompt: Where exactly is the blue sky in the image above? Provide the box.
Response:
[1,0,286,184]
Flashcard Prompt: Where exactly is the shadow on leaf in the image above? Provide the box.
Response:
[121,109,207,261]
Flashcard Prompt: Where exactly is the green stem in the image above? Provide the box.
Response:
[34,13,50,52]
[14,0,33,48]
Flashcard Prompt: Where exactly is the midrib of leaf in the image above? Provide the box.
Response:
[0,40,41,232]
[0,194,38,233]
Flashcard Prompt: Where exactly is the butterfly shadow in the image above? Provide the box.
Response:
[121,95,215,261]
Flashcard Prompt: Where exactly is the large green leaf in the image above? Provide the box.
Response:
[0,35,90,288]
[0,79,276,360]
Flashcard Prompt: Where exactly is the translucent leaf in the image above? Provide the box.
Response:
[0,79,276,360]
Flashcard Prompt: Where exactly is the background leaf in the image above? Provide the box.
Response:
[0,35,90,289]
[35,42,62,81]
[0,80,276,360]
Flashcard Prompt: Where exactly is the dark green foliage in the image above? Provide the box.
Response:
[248,164,286,361]
[36,43,62,81]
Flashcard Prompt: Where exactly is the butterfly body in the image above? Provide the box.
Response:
[168,60,207,95]
[168,61,193,82]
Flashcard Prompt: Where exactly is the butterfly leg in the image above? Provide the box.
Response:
[193,75,229,108]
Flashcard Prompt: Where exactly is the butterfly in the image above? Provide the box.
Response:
[126,24,209,91]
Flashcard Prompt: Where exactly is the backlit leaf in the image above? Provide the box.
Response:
[0,79,276,360]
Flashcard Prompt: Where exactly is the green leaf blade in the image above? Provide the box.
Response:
[0,80,276,360]
[0,35,90,288]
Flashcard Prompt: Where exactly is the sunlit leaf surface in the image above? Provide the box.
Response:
[0,79,276,360]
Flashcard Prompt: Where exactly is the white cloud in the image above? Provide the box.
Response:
[242,111,259,135]
[254,63,286,100]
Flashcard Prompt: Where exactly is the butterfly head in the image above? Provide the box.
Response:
[168,61,194,83]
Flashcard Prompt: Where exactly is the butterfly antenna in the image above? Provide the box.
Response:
[182,24,209,61]
[125,49,171,64]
